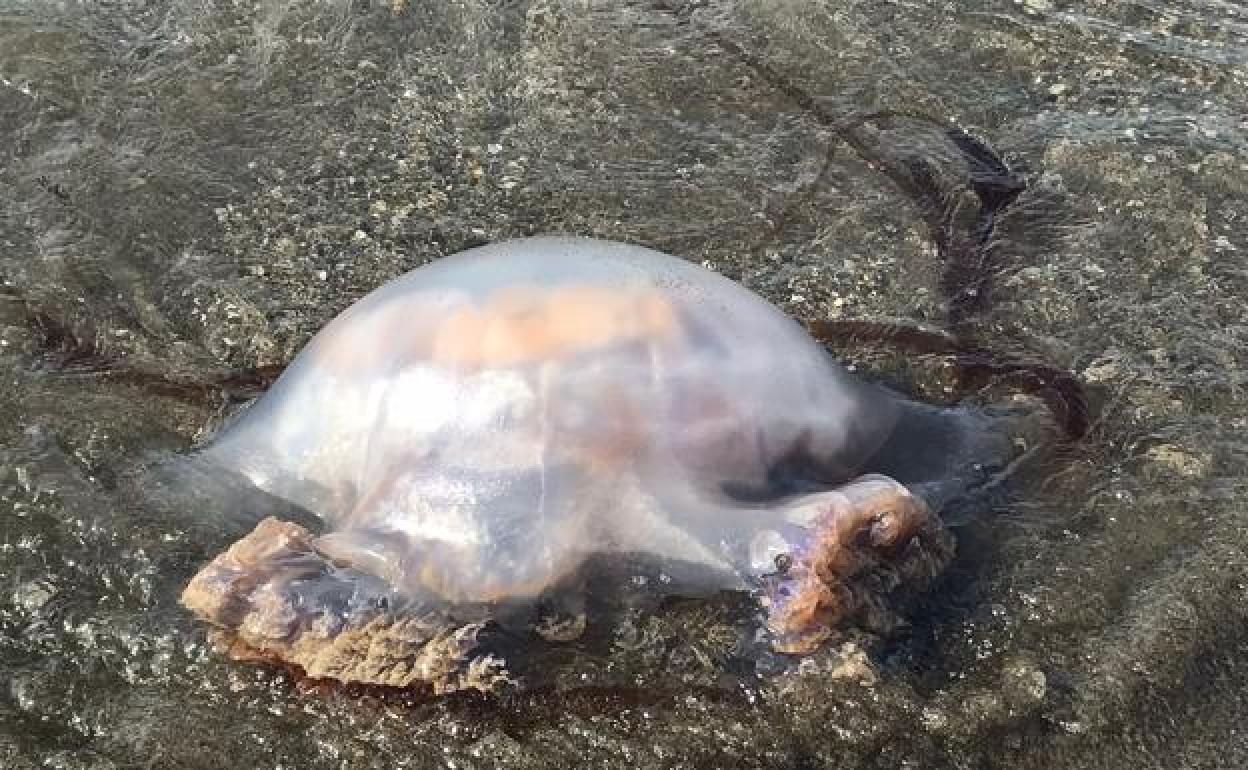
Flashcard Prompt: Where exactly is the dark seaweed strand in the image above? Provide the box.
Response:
[674,13,1087,438]
[650,2,1019,324]
[834,108,1027,330]
[20,295,282,403]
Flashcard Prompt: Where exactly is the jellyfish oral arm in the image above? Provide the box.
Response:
[758,474,951,654]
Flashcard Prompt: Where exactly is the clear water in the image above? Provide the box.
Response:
[2,1,1246,767]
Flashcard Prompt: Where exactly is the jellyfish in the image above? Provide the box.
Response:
[180,237,1064,694]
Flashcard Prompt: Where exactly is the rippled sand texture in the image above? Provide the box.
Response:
[2,1,1246,768]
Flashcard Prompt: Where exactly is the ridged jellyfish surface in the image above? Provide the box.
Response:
[181,237,954,691]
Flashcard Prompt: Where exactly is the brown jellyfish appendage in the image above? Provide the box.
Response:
[764,475,954,655]
[181,518,512,695]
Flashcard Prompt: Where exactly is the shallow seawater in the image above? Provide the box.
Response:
[2,1,1247,768]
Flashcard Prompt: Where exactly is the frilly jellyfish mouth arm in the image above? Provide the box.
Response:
[758,475,952,655]
[180,518,511,694]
